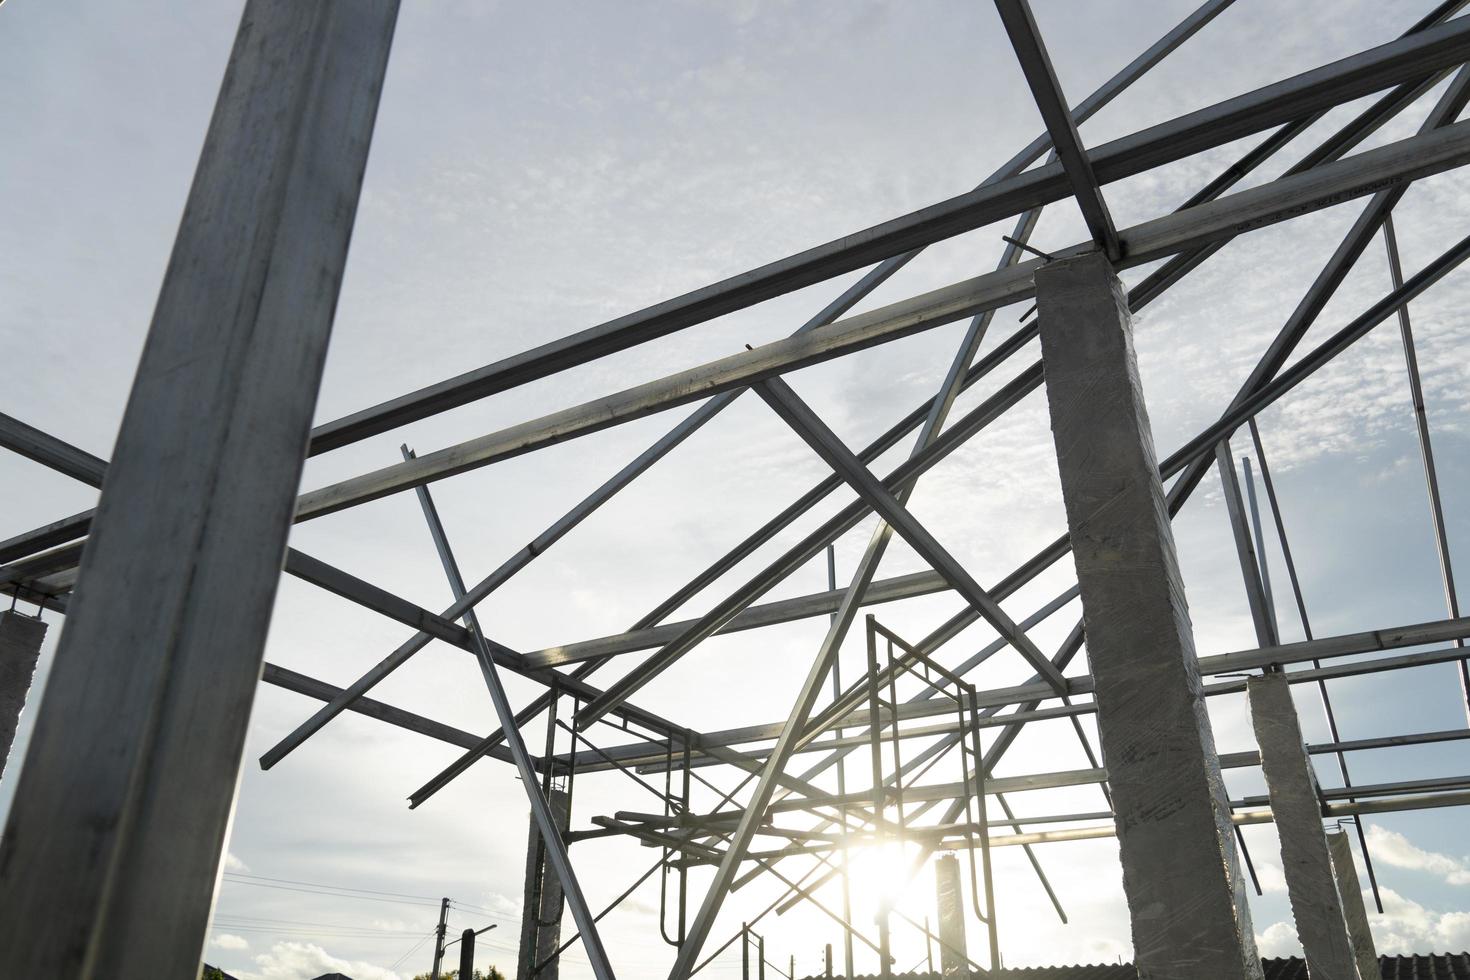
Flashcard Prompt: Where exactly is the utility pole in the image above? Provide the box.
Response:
[430,897,450,980]
[458,928,476,980]
[445,923,497,980]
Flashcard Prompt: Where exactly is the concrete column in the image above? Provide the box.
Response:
[1035,252,1262,980]
[934,852,969,979]
[1327,829,1380,980]
[517,789,570,980]
[0,3,400,977]
[1249,674,1361,979]
[0,610,48,779]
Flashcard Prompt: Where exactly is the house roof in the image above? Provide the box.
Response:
[803,954,1470,980]
[983,954,1470,980]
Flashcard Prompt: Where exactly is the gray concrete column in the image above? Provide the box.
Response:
[0,610,48,779]
[1249,674,1361,979]
[518,788,570,980]
[934,852,969,979]
[0,3,400,977]
[1327,829,1379,980]
[1035,251,1262,980]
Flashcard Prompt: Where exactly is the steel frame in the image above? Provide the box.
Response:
[5,2,1470,977]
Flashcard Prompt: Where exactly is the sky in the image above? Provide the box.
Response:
[3,0,1470,977]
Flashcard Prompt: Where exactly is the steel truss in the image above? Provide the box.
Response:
[5,1,1470,978]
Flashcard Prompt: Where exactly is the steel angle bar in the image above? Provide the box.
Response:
[994,0,1120,258]
[527,570,953,669]
[401,452,616,980]
[259,663,496,756]
[1242,457,1279,631]
[1383,212,1470,722]
[1216,441,1281,647]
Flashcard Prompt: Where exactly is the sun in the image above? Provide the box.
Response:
[842,840,924,918]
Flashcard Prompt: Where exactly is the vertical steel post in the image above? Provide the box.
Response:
[0,3,400,976]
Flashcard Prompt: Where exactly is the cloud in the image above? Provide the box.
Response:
[1255,921,1302,958]
[1254,860,1288,895]
[211,933,249,951]
[1370,887,1470,953]
[225,852,250,873]
[238,942,403,980]
[1367,826,1470,886]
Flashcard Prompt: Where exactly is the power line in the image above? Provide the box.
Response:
[222,871,442,903]
[389,931,438,971]
[219,877,442,909]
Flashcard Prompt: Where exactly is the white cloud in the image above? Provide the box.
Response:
[211,934,250,951]
[1367,826,1470,886]
[238,942,403,980]
[1254,860,1288,895]
[1255,920,1302,958]
[1370,887,1470,953]
[224,852,250,874]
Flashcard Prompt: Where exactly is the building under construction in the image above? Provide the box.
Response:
[4,1,1470,978]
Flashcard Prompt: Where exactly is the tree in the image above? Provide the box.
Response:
[412,968,505,980]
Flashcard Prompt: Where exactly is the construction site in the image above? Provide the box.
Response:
[5,0,1470,977]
